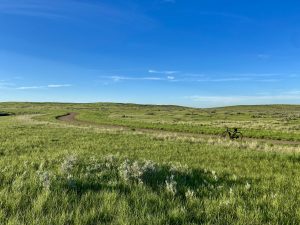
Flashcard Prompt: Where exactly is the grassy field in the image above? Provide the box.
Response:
[1,102,300,224]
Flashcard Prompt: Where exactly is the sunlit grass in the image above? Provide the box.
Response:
[1,103,300,224]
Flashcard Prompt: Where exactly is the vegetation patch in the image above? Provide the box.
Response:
[1,102,300,224]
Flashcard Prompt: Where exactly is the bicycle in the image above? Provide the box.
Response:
[221,127,243,140]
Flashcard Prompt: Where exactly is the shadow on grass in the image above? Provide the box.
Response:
[57,163,255,201]
[70,181,131,196]
[0,112,14,116]
[139,165,254,200]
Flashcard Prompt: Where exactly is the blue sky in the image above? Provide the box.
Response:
[0,0,300,107]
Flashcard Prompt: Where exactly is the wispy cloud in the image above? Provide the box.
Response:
[163,0,176,3]
[283,90,300,95]
[113,76,162,81]
[16,84,72,90]
[257,54,271,59]
[0,82,15,89]
[16,86,45,90]
[237,73,279,78]
[174,74,281,83]
[99,75,174,82]
[0,0,152,25]
[0,0,68,19]
[97,71,289,84]
[289,74,300,78]
[167,76,175,80]
[198,12,252,22]
[196,77,251,82]
[47,84,72,88]
[148,70,179,75]
[191,72,287,83]
[256,79,281,82]
[186,92,300,106]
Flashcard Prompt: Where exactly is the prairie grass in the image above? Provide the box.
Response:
[1,103,300,224]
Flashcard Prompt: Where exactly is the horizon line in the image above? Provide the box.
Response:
[1,100,299,109]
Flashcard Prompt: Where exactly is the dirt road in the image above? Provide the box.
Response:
[56,113,300,146]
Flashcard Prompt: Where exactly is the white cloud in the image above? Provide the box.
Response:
[143,77,162,80]
[47,84,72,88]
[0,0,151,26]
[16,84,71,90]
[194,77,280,82]
[283,90,300,95]
[186,93,300,106]
[196,77,251,82]
[100,75,164,82]
[148,70,179,75]
[16,86,44,90]
[232,73,278,77]
[98,75,181,84]
[97,71,294,85]
[98,73,285,84]
[256,79,281,82]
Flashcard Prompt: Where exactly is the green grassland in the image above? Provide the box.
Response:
[1,102,300,224]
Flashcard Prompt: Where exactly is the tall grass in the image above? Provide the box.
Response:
[1,103,300,224]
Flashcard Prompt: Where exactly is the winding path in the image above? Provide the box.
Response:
[56,113,300,146]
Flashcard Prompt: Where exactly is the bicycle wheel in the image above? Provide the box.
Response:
[221,131,230,139]
[235,132,243,140]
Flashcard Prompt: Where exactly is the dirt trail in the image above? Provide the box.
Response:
[57,113,129,130]
[57,113,300,146]
[56,113,76,122]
